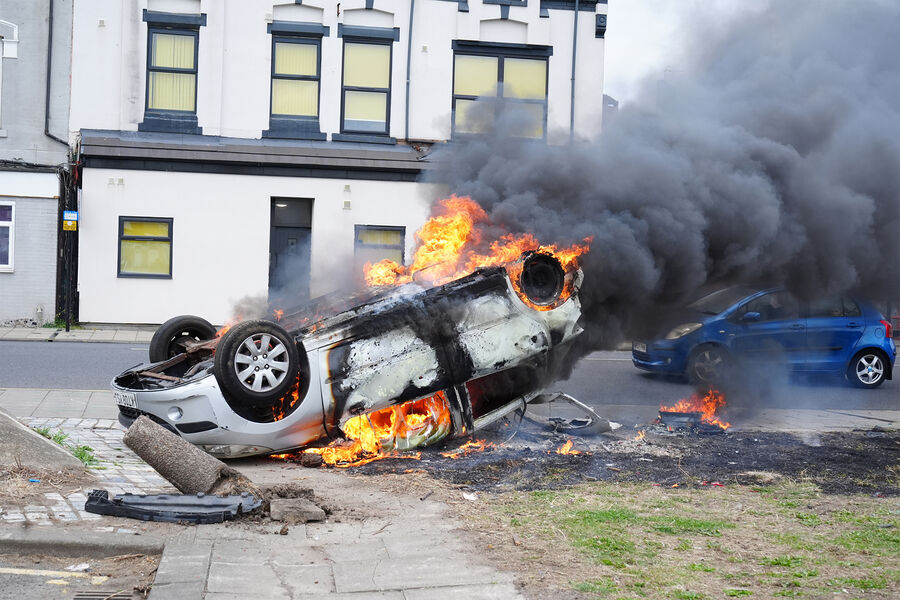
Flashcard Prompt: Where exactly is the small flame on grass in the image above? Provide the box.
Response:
[634,430,646,441]
[554,439,583,455]
[440,439,495,459]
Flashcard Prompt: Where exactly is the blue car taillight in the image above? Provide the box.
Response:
[879,319,893,339]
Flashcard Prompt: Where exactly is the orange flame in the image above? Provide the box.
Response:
[554,439,583,455]
[659,388,732,429]
[273,309,284,321]
[440,439,495,459]
[301,392,452,467]
[364,195,592,300]
[634,430,646,441]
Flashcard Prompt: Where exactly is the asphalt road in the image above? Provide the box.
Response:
[0,341,896,412]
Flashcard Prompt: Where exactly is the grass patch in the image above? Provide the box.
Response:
[571,577,618,595]
[827,576,886,590]
[474,481,899,600]
[760,556,805,568]
[31,426,98,466]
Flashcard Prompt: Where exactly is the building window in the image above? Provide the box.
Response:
[452,47,549,139]
[139,10,206,134]
[146,29,198,113]
[341,40,392,135]
[118,217,173,278]
[265,36,324,139]
[0,201,14,272]
[354,225,405,274]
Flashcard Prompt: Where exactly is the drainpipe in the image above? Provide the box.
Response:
[45,0,67,147]
[404,0,416,142]
[568,0,579,142]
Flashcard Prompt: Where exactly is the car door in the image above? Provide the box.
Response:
[804,296,866,372]
[729,291,807,365]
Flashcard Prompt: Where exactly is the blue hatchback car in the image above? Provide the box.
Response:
[632,287,896,388]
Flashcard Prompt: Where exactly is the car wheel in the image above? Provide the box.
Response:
[687,345,729,385]
[847,350,887,388]
[213,319,299,407]
[149,315,217,362]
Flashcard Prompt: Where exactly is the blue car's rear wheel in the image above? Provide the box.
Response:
[847,350,886,388]
[686,345,729,385]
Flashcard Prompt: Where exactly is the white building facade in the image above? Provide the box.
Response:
[69,0,607,324]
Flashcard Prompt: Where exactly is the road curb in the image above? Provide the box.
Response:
[0,525,164,558]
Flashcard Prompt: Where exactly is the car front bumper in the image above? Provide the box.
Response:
[631,341,688,375]
[112,373,327,458]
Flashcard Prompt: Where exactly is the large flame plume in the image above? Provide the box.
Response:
[365,195,591,292]
[300,392,452,467]
[659,388,731,430]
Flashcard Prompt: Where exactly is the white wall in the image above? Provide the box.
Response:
[77,168,440,324]
[69,0,607,142]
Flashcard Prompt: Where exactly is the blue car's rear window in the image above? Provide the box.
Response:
[688,287,758,315]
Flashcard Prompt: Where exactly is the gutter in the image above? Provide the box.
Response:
[404,0,416,141]
[45,0,68,147]
[569,0,579,142]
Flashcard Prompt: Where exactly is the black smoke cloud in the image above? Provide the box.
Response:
[426,0,900,348]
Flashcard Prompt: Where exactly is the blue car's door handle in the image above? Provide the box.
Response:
[846,322,861,328]
[790,323,805,329]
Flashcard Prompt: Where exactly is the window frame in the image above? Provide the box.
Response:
[340,38,394,136]
[144,26,200,116]
[451,46,550,140]
[0,200,14,272]
[266,35,324,139]
[117,216,174,279]
[354,224,406,264]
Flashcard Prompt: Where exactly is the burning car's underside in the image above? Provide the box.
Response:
[113,252,596,458]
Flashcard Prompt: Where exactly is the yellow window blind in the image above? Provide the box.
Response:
[454,55,498,97]
[274,42,317,77]
[272,80,318,117]
[343,43,390,88]
[122,220,169,237]
[120,240,171,275]
[503,58,547,100]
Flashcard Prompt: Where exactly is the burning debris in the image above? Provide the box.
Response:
[656,388,732,433]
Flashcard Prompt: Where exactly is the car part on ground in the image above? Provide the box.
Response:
[84,489,261,524]
[149,315,217,363]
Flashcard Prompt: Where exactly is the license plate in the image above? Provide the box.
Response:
[114,391,137,408]
[633,342,647,353]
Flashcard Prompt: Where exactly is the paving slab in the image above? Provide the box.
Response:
[332,556,515,594]
[403,583,525,600]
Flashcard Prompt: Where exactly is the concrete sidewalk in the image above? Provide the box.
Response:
[0,326,154,343]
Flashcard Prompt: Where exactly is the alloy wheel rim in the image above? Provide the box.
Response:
[855,354,883,385]
[233,333,290,392]
[694,349,724,382]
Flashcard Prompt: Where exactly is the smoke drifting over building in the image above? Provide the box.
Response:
[428,0,900,347]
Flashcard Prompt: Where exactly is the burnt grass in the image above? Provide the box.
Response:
[350,430,900,495]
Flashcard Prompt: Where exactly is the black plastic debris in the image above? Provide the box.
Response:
[84,489,262,524]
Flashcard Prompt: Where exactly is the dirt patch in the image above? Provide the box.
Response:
[0,465,95,504]
[0,551,160,598]
[342,430,899,495]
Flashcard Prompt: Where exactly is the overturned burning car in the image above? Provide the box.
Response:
[112,251,593,458]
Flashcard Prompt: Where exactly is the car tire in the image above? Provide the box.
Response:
[686,345,730,385]
[213,319,299,407]
[847,350,887,389]
[149,315,217,362]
